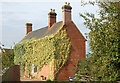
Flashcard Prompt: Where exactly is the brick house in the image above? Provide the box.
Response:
[21,2,86,81]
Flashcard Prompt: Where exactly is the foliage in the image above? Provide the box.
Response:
[2,49,14,69]
[0,53,1,63]
[76,1,120,81]
[14,26,71,80]
[20,64,25,77]
[54,28,71,77]
[46,79,51,82]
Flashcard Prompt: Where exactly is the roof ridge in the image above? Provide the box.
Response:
[31,21,63,33]
[31,26,48,33]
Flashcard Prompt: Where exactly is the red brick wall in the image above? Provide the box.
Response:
[24,64,54,80]
[48,14,56,30]
[2,65,20,81]
[37,64,54,80]
[26,23,32,35]
[26,27,32,35]
[37,65,50,80]
[62,8,71,25]
[24,65,37,77]
[24,65,28,77]
[55,21,86,81]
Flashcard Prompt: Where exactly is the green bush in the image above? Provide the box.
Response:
[46,79,51,82]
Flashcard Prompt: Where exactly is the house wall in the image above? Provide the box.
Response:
[24,64,54,80]
[55,21,86,81]
[37,65,50,80]
[2,65,20,81]
[24,66,28,77]
[23,21,85,81]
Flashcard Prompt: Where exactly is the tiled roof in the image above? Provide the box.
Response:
[2,48,14,54]
[24,21,63,40]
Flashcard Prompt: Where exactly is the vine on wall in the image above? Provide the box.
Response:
[14,27,71,80]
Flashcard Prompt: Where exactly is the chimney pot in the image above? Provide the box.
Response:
[50,8,52,12]
[53,9,55,13]
[68,3,70,6]
[65,2,67,5]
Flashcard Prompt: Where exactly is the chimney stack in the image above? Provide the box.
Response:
[48,9,57,30]
[26,23,32,35]
[62,2,72,25]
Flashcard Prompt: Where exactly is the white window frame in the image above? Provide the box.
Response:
[32,64,37,73]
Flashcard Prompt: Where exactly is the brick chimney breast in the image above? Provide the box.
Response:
[62,2,72,25]
[48,9,57,30]
[26,23,32,35]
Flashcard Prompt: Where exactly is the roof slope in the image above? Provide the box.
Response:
[24,21,63,40]
[2,48,14,54]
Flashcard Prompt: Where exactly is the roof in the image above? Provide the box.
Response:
[24,21,63,40]
[1,48,14,54]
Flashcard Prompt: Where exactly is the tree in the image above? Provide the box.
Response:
[76,1,120,81]
[2,49,14,69]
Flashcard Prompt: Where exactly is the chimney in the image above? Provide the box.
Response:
[48,9,57,30]
[62,2,72,25]
[26,23,32,35]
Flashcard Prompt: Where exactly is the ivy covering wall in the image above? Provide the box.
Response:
[14,27,71,80]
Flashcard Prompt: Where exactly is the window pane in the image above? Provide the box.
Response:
[34,65,37,73]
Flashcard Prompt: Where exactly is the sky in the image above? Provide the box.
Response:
[0,0,99,54]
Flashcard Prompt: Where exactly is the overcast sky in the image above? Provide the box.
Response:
[0,0,99,54]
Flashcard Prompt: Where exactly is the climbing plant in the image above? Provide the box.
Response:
[14,26,71,80]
